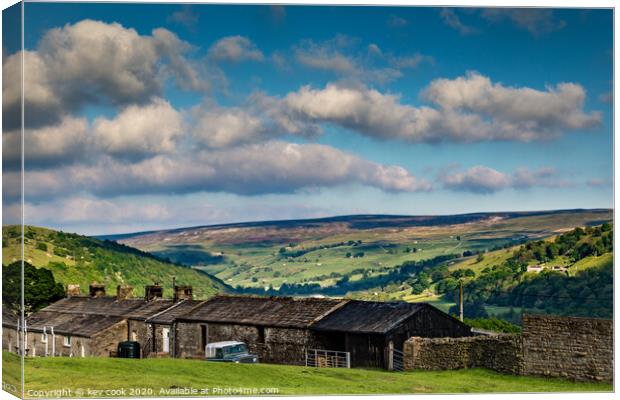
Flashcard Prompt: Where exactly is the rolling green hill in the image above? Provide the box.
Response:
[2,226,230,299]
[113,209,612,293]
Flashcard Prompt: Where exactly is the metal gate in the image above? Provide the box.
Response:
[391,348,405,372]
[305,349,351,368]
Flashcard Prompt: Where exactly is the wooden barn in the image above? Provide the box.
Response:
[310,300,473,369]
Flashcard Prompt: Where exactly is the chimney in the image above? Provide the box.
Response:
[116,285,134,301]
[66,284,81,297]
[89,283,106,298]
[173,285,193,302]
[144,283,163,301]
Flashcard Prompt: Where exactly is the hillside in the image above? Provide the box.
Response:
[2,226,229,299]
[113,209,611,293]
[438,224,613,320]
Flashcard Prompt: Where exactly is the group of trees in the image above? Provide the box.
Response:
[2,261,65,314]
[439,225,614,319]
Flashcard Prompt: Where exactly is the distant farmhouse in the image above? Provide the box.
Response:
[2,284,471,369]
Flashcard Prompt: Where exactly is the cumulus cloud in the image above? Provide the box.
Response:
[441,166,511,194]
[388,15,408,28]
[3,20,207,130]
[480,8,566,36]
[422,71,601,140]
[256,74,600,143]
[3,116,89,168]
[440,9,479,36]
[92,99,184,159]
[190,105,271,148]
[208,36,264,62]
[11,141,429,202]
[440,165,571,194]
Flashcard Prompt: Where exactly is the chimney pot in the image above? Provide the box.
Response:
[144,284,163,301]
[116,285,133,300]
[173,285,193,302]
[66,284,81,297]
[89,283,106,298]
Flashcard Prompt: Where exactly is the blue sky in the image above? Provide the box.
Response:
[2,4,613,235]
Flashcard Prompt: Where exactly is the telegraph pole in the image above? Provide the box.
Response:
[459,280,464,322]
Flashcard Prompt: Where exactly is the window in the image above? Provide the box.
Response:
[200,325,207,351]
[41,333,48,343]
[257,326,265,344]
[131,331,138,341]
[63,335,72,347]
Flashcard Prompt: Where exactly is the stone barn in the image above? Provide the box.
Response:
[310,300,472,368]
[173,295,346,364]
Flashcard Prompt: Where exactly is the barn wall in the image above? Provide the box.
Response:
[344,333,386,368]
[174,321,314,365]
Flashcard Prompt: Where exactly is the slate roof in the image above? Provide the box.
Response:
[25,311,124,338]
[177,295,347,328]
[2,307,19,328]
[311,300,428,334]
[146,300,206,325]
[41,296,175,320]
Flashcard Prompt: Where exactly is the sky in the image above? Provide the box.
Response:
[1,3,614,235]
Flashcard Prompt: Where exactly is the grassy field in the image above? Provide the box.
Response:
[1,352,611,397]
[118,210,612,290]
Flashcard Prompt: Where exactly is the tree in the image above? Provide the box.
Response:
[36,242,48,252]
[2,261,65,314]
[476,253,485,263]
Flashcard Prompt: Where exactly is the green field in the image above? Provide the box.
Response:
[1,352,611,397]
[118,210,612,291]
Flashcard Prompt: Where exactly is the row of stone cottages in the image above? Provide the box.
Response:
[2,283,472,369]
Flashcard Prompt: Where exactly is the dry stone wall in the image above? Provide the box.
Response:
[403,314,612,382]
[522,314,612,382]
[404,334,522,374]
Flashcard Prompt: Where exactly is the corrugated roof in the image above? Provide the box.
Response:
[177,295,347,328]
[311,300,428,334]
[26,311,124,338]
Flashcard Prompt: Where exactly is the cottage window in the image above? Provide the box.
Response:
[200,325,208,351]
[41,333,48,343]
[257,327,265,344]
[63,336,72,347]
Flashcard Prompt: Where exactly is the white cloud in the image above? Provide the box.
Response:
[440,9,479,36]
[440,165,571,194]
[14,141,429,201]
[3,20,207,129]
[3,116,89,167]
[480,8,566,36]
[190,105,269,148]
[92,99,184,159]
[441,166,511,194]
[261,73,600,144]
[293,37,406,84]
[208,36,264,62]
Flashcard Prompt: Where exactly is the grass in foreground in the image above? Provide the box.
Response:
[2,352,611,397]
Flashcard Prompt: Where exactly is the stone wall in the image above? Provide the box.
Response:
[522,314,612,382]
[403,314,613,382]
[404,335,522,374]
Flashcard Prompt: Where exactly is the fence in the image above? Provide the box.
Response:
[305,349,351,368]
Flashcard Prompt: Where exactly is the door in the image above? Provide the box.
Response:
[162,328,170,353]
